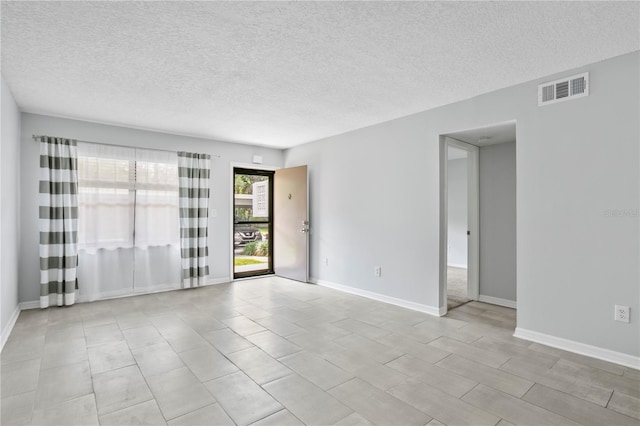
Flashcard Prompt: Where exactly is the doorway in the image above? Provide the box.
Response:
[440,121,517,314]
[231,164,310,282]
[233,168,274,279]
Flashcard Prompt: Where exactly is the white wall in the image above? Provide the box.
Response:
[285,51,639,358]
[479,141,516,302]
[1,76,22,348]
[19,113,284,304]
[447,157,467,268]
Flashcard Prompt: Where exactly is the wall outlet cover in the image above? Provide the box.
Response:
[615,305,630,323]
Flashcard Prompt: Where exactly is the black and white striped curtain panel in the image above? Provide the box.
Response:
[178,152,211,287]
[38,136,79,308]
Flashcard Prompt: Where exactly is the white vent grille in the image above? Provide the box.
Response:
[538,72,589,106]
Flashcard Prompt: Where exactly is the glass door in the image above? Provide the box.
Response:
[233,168,274,278]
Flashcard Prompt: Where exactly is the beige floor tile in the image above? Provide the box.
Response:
[251,409,305,425]
[321,347,381,374]
[387,355,477,398]
[472,335,559,369]
[427,336,510,368]
[202,328,255,354]
[353,362,409,391]
[462,384,579,425]
[93,365,153,415]
[254,316,306,338]
[147,366,200,391]
[299,322,353,340]
[88,340,135,375]
[389,381,500,426]
[116,312,152,330]
[82,313,117,329]
[154,381,215,421]
[176,312,227,334]
[123,325,165,349]
[332,318,391,340]
[263,374,352,425]
[437,354,534,397]
[34,360,93,410]
[168,403,234,426]
[99,399,167,426]
[147,367,214,420]
[84,323,124,347]
[529,343,627,376]
[333,334,403,364]
[246,330,303,359]
[227,347,292,385]
[44,322,85,344]
[285,331,346,359]
[205,371,282,425]
[165,332,210,354]
[1,391,35,425]
[608,391,640,420]
[40,337,88,370]
[376,320,442,343]
[377,333,450,363]
[4,278,638,426]
[623,368,640,380]
[523,383,639,425]
[31,393,99,426]
[329,378,431,425]
[1,335,44,365]
[223,315,267,336]
[333,412,373,425]
[131,340,185,378]
[500,356,613,406]
[279,351,353,390]
[179,346,239,382]
[1,358,41,398]
[551,359,640,399]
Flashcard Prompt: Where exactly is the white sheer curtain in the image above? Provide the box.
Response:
[76,142,181,301]
[133,149,181,291]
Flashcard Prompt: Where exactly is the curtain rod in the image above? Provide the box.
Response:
[32,135,221,158]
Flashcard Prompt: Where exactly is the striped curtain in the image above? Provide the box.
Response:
[38,137,79,308]
[178,152,211,287]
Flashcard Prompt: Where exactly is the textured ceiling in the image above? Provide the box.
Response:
[2,2,638,148]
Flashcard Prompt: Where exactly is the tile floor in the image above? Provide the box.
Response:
[1,276,638,425]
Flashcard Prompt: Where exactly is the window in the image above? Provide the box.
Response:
[76,142,181,299]
[77,145,179,251]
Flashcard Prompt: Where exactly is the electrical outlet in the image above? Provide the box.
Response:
[323,258,329,266]
[374,266,381,277]
[615,305,630,323]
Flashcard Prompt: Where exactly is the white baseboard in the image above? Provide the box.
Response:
[311,277,444,317]
[208,276,231,285]
[20,301,40,310]
[447,263,468,269]
[478,295,517,309]
[514,327,640,370]
[1,304,21,351]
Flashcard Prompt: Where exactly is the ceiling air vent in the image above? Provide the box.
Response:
[538,72,589,106]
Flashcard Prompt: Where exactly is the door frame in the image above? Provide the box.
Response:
[439,137,480,314]
[229,162,279,281]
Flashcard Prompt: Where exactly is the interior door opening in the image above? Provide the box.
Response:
[233,168,274,279]
[440,120,517,316]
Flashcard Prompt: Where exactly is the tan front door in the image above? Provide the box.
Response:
[274,165,308,282]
